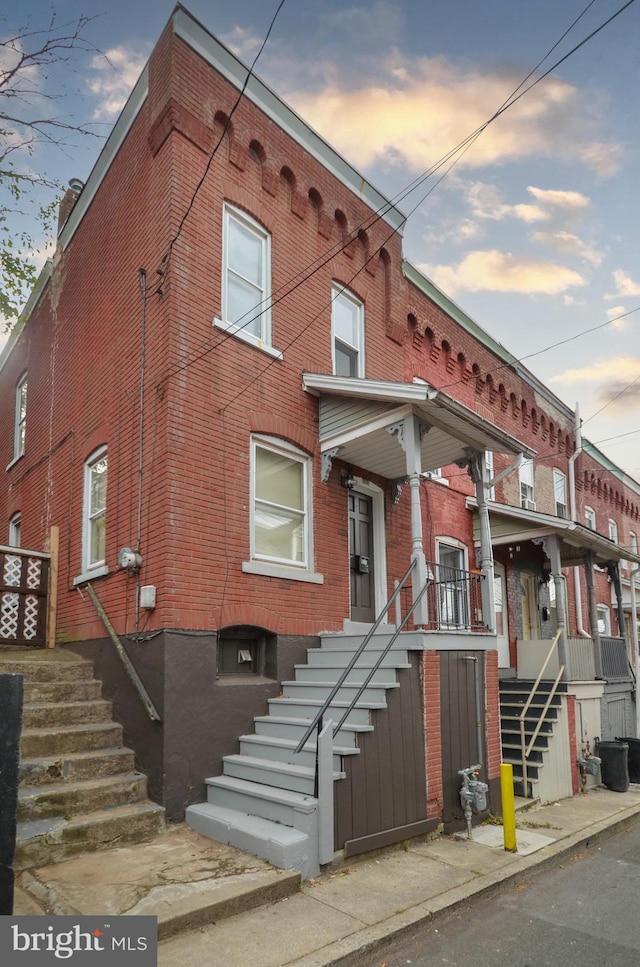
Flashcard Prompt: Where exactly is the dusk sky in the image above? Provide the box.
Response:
[3,0,640,475]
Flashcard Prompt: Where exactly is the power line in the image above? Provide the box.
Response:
[158,0,613,388]
[152,0,289,288]
[157,0,638,413]
[217,0,639,409]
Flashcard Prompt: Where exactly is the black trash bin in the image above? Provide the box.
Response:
[617,737,640,784]
[597,740,629,792]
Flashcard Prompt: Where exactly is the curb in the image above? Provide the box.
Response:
[287,802,640,967]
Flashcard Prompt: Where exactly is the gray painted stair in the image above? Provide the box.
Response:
[1,650,165,869]
[187,627,414,879]
[499,678,569,800]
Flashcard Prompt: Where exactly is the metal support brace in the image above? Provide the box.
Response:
[317,719,335,865]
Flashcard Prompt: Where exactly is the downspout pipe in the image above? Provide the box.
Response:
[630,566,640,735]
[568,405,589,638]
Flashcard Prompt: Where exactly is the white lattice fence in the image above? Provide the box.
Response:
[0,548,50,646]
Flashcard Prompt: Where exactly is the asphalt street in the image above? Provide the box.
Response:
[367,821,640,967]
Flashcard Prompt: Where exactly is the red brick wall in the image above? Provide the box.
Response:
[484,650,501,781]
[424,651,443,820]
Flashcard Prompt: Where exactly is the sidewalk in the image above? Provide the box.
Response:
[14,784,640,967]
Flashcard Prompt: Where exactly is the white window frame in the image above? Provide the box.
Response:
[331,284,365,378]
[81,446,108,577]
[585,506,596,530]
[553,469,567,519]
[608,519,618,545]
[519,458,535,509]
[13,373,27,460]
[9,512,21,548]
[246,436,317,581]
[436,538,470,629]
[597,604,611,636]
[215,204,280,358]
[485,450,495,500]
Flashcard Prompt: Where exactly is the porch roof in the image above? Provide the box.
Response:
[302,374,535,479]
[467,499,640,568]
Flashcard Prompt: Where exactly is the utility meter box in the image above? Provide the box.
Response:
[140,585,156,610]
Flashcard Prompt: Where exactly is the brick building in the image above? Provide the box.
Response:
[1,6,638,876]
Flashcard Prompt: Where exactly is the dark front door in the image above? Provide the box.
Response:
[440,650,486,832]
[349,491,375,622]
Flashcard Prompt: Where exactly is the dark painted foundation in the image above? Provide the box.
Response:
[0,673,23,914]
[67,630,314,820]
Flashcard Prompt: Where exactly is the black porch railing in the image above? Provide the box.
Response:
[601,636,631,680]
[397,561,485,632]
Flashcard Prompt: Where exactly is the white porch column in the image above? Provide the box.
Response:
[468,452,496,634]
[391,413,428,626]
[547,534,569,681]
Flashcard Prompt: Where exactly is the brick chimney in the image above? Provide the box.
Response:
[57,178,84,234]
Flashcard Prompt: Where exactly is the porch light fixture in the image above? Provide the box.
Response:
[341,468,356,490]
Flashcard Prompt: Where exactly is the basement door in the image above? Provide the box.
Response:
[440,650,486,832]
[349,491,375,623]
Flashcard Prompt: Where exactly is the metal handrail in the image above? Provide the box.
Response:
[518,629,563,797]
[294,558,417,754]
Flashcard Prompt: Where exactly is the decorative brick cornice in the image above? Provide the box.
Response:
[149,98,213,156]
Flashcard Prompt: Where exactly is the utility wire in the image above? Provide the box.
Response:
[152,0,288,288]
[217,0,639,409]
[159,0,615,386]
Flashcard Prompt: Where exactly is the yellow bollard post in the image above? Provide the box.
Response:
[501,763,517,853]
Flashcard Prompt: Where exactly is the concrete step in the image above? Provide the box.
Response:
[254,714,372,746]
[238,732,358,771]
[23,679,103,703]
[294,663,409,684]
[205,774,317,828]
[186,802,314,880]
[19,748,136,786]
[267,696,384,725]
[223,754,343,795]
[20,722,124,758]
[22,699,113,729]
[0,657,94,682]
[306,648,410,668]
[15,801,166,870]
[281,680,396,704]
[18,773,150,821]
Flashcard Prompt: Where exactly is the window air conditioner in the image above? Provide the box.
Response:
[523,498,536,511]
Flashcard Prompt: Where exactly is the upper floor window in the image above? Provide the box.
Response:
[251,437,310,569]
[219,204,272,350]
[631,531,638,557]
[485,450,495,500]
[436,539,469,628]
[585,506,596,530]
[519,458,535,510]
[8,512,21,548]
[553,469,567,519]
[14,374,27,459]
[608,519,618,545]
[83,448,108,572]
[597,604,611,636]
[332,285,364,378]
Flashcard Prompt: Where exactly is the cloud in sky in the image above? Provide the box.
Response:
[606,306,630,332]
[88,46,149,120]
[611,269,640,298]
[552,357,640,384]
[287,56,621,177]
[420,250,585,296]
[530,230,602,266]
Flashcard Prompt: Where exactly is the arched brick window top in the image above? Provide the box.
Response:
[308,187,322,210]
[280,165,296,189]
[249,139,267,165]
